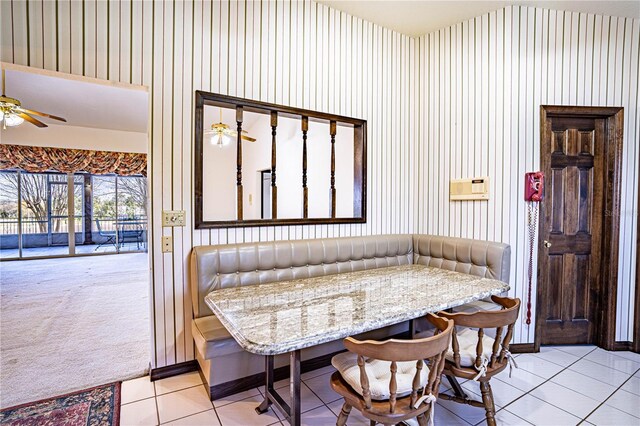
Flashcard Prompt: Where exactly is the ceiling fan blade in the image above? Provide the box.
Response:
[17,112,47,128]
[17,107,67,122]
[241,135,257,142]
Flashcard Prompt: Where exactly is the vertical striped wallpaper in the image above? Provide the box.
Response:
[417,6,640,343]
[1,1,637,368]
[1,0,416,368]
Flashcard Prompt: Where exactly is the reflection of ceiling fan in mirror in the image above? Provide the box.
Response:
[0,69,67,129]
[205,108,256,148]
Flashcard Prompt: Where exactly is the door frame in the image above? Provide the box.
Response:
[635,157,640,353]
[535,105,624,352]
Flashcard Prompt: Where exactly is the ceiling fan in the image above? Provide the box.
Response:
[205,108,256,148]
[0,69,67,129]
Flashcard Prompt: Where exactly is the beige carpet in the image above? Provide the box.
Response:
[0,253,150,409]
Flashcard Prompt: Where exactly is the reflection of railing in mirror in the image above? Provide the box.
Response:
[195,91,366,228]
[270,111,278,219]
[302,116,309,218]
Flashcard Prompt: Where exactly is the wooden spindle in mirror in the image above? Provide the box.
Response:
[236,106,244,220]
[330,120,337,218]
[302,116,309,218]
[270,111,278,219]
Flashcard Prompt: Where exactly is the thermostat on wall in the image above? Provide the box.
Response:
[450,177,490,201]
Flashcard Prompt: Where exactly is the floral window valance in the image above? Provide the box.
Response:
[0,144,147,176]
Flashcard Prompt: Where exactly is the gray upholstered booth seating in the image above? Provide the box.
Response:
[190,234,510,399]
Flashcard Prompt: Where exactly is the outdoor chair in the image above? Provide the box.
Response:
[95,219,117,250]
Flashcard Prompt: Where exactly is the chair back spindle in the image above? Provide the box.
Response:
[389,361,398,413]
[475,328,485,369]
[357,355,372,409]
[426,352,442,396]
[490,327,503,367]
[410,360,423,407]
[499,323,514,363]
[451,328,462,369]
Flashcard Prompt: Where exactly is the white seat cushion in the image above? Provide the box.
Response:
[446,328,499,367]
[332,352,430,400]
[453,298,503,313]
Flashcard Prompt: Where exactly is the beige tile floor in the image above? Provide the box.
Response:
[120,346,640,425]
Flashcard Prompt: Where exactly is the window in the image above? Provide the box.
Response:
[0,171,147,259]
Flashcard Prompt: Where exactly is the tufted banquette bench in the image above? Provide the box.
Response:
[190,234,511,399]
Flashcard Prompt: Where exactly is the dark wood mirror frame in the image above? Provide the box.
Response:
[194,91,367,229]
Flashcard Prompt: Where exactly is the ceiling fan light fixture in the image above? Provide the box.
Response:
[211,132,230,148]
[3,112,24,127]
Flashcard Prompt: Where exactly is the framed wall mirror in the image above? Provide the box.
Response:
[194,91,367,228]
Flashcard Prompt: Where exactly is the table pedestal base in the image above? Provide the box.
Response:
[255,350,301,426]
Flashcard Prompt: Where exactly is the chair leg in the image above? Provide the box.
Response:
[479,381,497,426]
[336,402,351,426]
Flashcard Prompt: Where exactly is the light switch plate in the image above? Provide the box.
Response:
[162,236,173,253]
[162,210,186,227]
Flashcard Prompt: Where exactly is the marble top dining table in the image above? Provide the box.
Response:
[205,264,511,356]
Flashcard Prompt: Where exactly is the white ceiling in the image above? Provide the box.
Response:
[2,68,149,133]
[318,1,640,36]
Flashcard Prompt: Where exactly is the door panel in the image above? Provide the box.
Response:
[539,118,604,345]
[574,254,590,320]
[547,255,564,321]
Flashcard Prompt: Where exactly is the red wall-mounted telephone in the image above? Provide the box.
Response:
[524,172,544,201]
[524,171,544,326]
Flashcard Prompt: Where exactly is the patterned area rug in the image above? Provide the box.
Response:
[0,382,120,426]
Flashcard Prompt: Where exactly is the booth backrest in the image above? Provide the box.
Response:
[190,234,511,318]
[413,234,511,282]
[190,234,414,318]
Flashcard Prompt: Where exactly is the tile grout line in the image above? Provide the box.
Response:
[546,361,637,402]
[204,383,218,423]
[464,348,596,426]
[577,366,640,424]
[492,347,598,422]
[460,388,533,426]
[303,374,342,407]
[120,380,205,407]
[570,348,640,375]
[154,387,161,426]
[159,407,213,425]
[560,353,640,388]
[439,401,484,426]
[211,398,225,426]
[120,394,156,406]
[155,382,205,399]
[152,382,213,425]
[507,347,639,422]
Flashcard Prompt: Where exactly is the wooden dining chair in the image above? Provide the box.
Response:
[436,295,521,426]
[330,314,453,426]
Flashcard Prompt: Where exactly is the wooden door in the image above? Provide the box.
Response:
[536,106,624,351]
